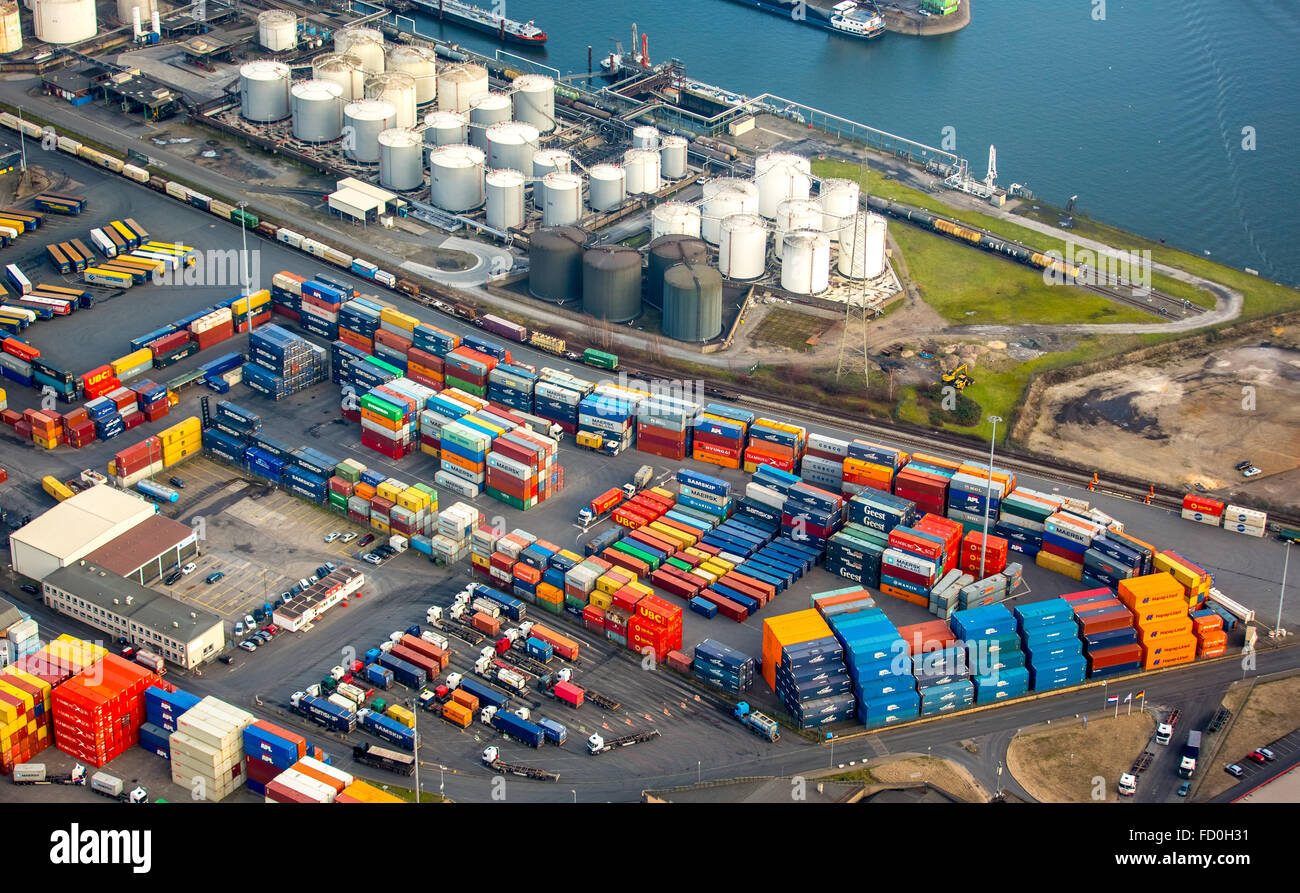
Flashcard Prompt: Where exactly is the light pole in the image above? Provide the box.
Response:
[237,200,251,298]
[408,698,420,803]
[16,106,26,173]
[1277,542,1291,637]
[571,789,576,803]
[979,415,1003,580]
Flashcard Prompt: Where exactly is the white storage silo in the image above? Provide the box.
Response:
[623,148,661,195]
[239,60,291,123]
[838,212,888,280]
[719,214,767,281]
[756,159,811,218]
[365,72,417,128]
[312,53,365,102]
[291,79,344,142]
[511,74,555,132]
[756,151,811,177]
[659,135,688,180]
[486,121,539,173]
[428,144,485,212]
[343,99,396,163]
[34,0,96,44]
[386,44,437,106]
[541,172,583,227]
[379,128,424,191]
[818,177,860,242]
[335,26,385,74]
[701,178,759,244]
[422,110,467,148]
[486,168,526,230]
[0,2,23,54]
[587,164,626,212]
[632,125,659,150]
[775,198,823,252]
[468,92,511,149]
[532,148,571,208]
[651,202,702,240]
[256,9,297,51]
[437,63,489,112]
[117,0,153,26]
[781,231,831,295]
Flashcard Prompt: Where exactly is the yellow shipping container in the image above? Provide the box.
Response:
[162,444,202,467]
[3,668,52,709]
[379,307,419,332]
[588,590,612,610]
[596,574,623,596]
[370,519,390,534]
[556,549,583,565]
[700,560,732,578]
[420,443,439,458]
[231,289,271,315]
[376,480,406,503]
[470,552,490,570]
[761,610,834,690]
[536,583,563,604]
[690,567,718,585]
[627,580,654,598]
[338,780,405,803]
[41,475,74,501]
[647,522,692,548]
[110,348,153,375]
[385,704,415,728]
[1036,550,1084,581]
[576,431,603,449]
[33,434,58,450]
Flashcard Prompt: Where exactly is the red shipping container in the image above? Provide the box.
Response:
[693,588,748,622]
[1182,494,1225,515]
[1041,541,1086,563]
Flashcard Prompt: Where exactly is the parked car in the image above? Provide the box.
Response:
[340,533,357,543]
[19,583,38,595]
[180,562,197,575]
[234,621,245,635]
[244,614,256,628]
[307,574,319,586]
[169,477,186,489]
[1177,781,1191,797]
[297,578,311,591]
[205,571,225,584]
[280,591,293,605]
[375,545,395,558]
[262,624,278,636]
[252,631,272,644]
[1258,747,1276,762]
[1247,750,1267,764]
[324,532,341,543]
[323,561,338,573]
[1234,460,1253,471]
[1243,466,1262,478]
[363,552,383,565]
[238,641,257,653]
[359,534,376,547]
[164,571,183,586]
[1224,763,1245,778]
[218,655,234,665]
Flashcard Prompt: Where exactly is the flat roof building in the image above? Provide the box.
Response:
[83,514,199,585]
[9,485,158,581]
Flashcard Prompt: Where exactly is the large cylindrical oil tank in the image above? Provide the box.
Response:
[623,148,661,195]
[780,231,831,295]
[256,9,297,51]
[34,0,96,44]
[531,148,571,207]
[334,26,385,73]
[422,110,467,148]
[582,246,642,323]
[818,177,860,242]
[659,135,688,180]
[587,164,626,211]
[755,151,811,177]
[117,0,153,26]
[662,263,723,343]
[437,62,489,112]
[385,44,437,105]
[239,60,291,123]
[838,212,888,279]
[632,125,659,150]
[647,235,708,307]
[701,178,759,244]
[775,198,823,253]
[428,144,485,211]
[291,79,344,142]
[511,74,555,132]
[468,92,511,149]
[312,53,365,102]
[541,172,583,227]
[719,213,767,280]
[485,168,526,231]
[365,72,417,128]
[650,202,702,241]
[486,121,539,173]
[529,226,587,304]
[343,99,395,163]
[378,128,424,191]
[757,160,811,218]
[0,1,20,54]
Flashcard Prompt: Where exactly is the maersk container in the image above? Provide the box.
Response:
[376,652,427,688]
[536,717,567,745]
[490,708,545,747]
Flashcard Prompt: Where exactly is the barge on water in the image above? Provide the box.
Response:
[405,0,547,45]
[720,0,885,41]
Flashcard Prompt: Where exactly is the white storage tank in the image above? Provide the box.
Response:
[756,151,811,177]
[623,148,661,195]
[719,213,767,280]
[312,53,365,102]
[541,172,583,227]
[386,44,437,106]
[587,164,626,212]
[343,99,396,163]
[511,74,555,132]
[838,212,888,279]
[422,110,467,148]
[468,92,511,149]
[0,1,20,54]
[291,79,344,142]
[632,125,659,150]
[428,144,485,211]
[379,128,424,191]
[365,72,417,128]
[334,26,385,74]
[701,178,759,244]
[756,159,811,218]
[486,121,539,173]
[659,135,688,180]
[781,231,831,295]
[532,148,571,208]
[239,60,291,123]
[256,9,297,52]
[34,0,96,44]
[818,177,860,242]
[437,62,489,112]
[117,0,153,26]
[651,202,702,240]
[775,198,823,252]
[485,168,526,230]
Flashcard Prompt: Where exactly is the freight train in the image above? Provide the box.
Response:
[865,196,1084,281]
[0,111,623,376]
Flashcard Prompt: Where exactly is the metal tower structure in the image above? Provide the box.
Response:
[836,169,872,387]
[984,144,997,190]
[942,144,997,199]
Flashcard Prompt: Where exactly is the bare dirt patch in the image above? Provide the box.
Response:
[1007,713,1155,802]
[867,755,990,802]
[1196,675,1300,799]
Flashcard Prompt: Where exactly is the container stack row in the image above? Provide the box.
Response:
[169,696,256,802]
[691,638,755,694]
[1015,598,1087,692]
[0,663,54,773]
[51,650,163,767]
[245,323,328,400]
[1067,587,1142,678]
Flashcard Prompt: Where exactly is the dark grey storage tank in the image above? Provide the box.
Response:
[582,246,642,323]
[662,262,723,343]
[528,226,587,304]
[646,235,708,308]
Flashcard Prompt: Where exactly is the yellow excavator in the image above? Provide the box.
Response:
[942,364,973,390]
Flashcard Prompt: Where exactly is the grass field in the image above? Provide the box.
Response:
[1006,713,1155,803]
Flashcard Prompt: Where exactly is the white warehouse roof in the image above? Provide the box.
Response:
[328,187,384,219]
[9,485,158,580]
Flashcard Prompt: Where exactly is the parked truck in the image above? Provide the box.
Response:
[352,742,415,776]
[376,651,427,688]
[1179,731,1202,778]
[1155,708,1181,746]
[577,487,624,526]
[452,673,510,711]
[536,717,568,746]
[11,763,86,786]
[586,729,660,755]
[291,691,357,733]
[623,464,654,499]
[734,702,780,742]
[485,706,545,748]
[358,708,417,751]
[133,649,165,675]
[89,771,147,803]
[364,663,394,690]
[481,745,559,781]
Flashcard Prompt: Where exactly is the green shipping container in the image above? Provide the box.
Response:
[363,356,404,378]
[541,599,562,614]
[564,594,586,610]
[583,348,618,370]
[612,540,660,571]
[445,375,486,397]
[334,462,361,483]
[328,490,348,509]
[666,556,694,573]
[359,394,404,421]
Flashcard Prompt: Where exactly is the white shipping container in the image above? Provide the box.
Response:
[1224,522,1265,537]
[1181,508,1222,526]
[1223,505,1267,526]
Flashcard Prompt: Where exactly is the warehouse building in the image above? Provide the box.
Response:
[9,485,158,581]
[83,514,199,585]
[42,562,225,670]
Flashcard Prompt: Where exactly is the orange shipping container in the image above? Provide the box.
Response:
[441,701,472,727]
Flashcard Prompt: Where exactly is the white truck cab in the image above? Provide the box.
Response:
[1118,773,1138,796]
[426,605,443,624]
[1155,723,1173,745]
